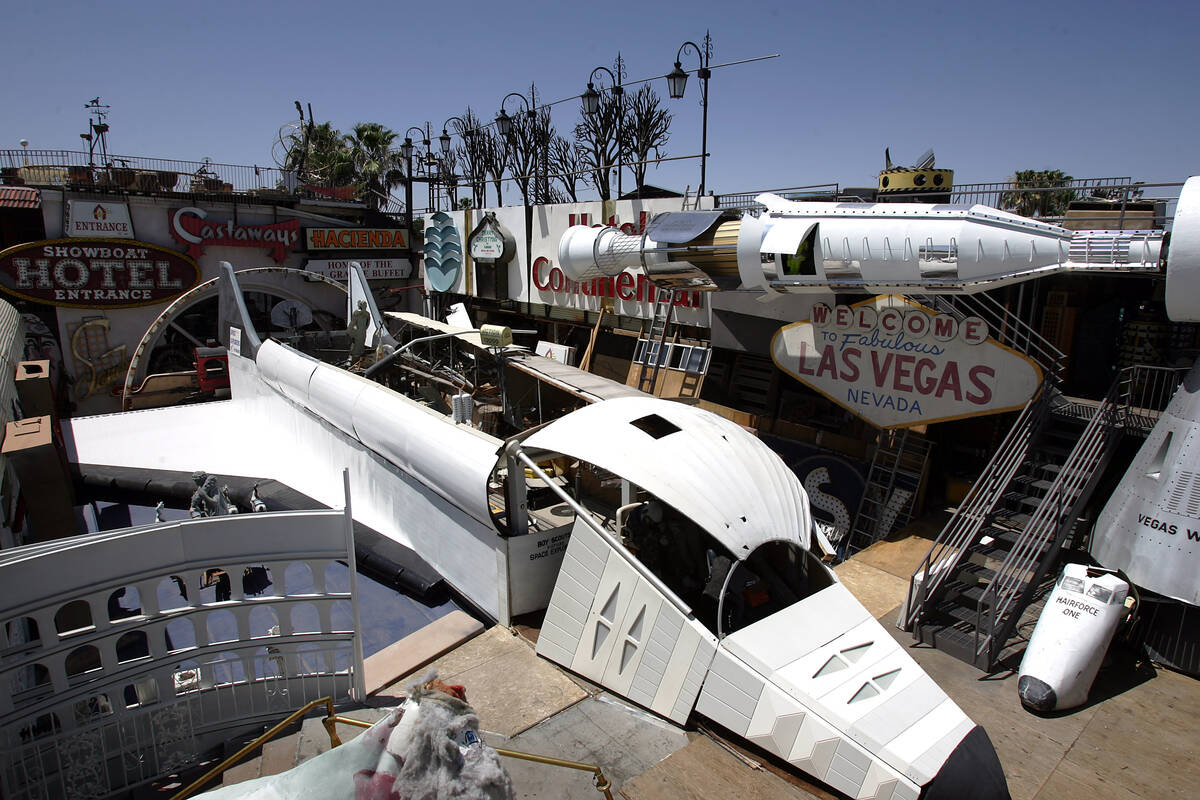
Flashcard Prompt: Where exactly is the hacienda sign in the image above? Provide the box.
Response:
[771,296,1042,428]
[0,239,200,308]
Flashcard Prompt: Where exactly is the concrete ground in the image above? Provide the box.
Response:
[355,532,1200,799]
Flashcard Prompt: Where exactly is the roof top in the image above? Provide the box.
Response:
[0,186,41,209]
[524,396,812,557]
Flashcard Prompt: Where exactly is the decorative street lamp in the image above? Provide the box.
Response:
[583,61,625,197]
[668,32,713,198]
[439,115,476,208]
[402,125,428,229]
[496,91,546,202]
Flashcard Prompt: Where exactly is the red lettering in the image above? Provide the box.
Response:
[967,365,995,404]
[616,272,635,300]
[962,319,987,345]
[893,354,915,392]
[879,308,903,335]
[840,348,861,382]
[932,314,957,341]
[533,256,551,290]
[636,273,651,302]
[815,344,838,378]
[835,305,853,330]
[550,268,565,292]
[936,362,963,401]
[871,351,894,387]
[811,303,832,326]
[914,358,938,394]
[795,340,817,376]
[905,312,929,338]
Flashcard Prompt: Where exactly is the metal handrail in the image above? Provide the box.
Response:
[170,697,342,800]
[904,390,1049,629]
[915,292,1064,385]
[974,377,1122,663]
[321,714,617,798]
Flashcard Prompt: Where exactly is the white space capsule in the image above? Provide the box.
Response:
[1018,563,1129,712]
[558,195,1166,296]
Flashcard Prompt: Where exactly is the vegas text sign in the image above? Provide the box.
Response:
[771,296,1043,428]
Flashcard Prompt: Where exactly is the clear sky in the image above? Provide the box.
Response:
[2,0,1196,200]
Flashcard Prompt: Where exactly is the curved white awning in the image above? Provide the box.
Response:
[523,396,812,557]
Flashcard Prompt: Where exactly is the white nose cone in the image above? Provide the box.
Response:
[1018,563,1128,711]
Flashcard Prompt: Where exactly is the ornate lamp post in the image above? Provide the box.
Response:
[496,91,545,203]
[440,115,477,208]
[401,125,429,229]
[667,33,712,198]
[582,63,625,197]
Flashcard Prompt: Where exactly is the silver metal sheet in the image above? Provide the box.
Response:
[645,211,725,244]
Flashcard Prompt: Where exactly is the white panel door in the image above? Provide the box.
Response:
[538,524,717,723]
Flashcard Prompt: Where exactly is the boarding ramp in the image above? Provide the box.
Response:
[0,496,363,799]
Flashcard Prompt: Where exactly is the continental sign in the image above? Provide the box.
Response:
[305,227,408,251]
[772,295,1042,428]
[0,239,200,308]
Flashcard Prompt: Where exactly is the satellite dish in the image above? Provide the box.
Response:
[270,299,313,330]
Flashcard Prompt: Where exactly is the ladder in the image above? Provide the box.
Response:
[847,428,931,555]
[637,288,676,394]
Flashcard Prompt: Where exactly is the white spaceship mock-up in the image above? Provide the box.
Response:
[62,259,1014,799]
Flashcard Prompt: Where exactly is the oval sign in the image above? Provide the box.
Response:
[0,238,201,309]
[772,295,1043,429]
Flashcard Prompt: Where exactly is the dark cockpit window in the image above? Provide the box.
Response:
[717,540,834,637]
[630,414,681,440]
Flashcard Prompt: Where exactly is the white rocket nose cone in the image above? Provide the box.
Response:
[558,225,604,281]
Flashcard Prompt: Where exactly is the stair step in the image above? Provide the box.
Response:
[994,512,1030,529]
[222,757,261,786]
[1030,479,1054,491]
[950,583,986,607]
[260,734,300,778]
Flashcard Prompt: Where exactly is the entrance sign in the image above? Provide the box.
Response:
[772,295,1042,428]
[66,201,134,238]
[0,239,200,308]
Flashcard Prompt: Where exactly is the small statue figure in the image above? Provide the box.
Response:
[347,300,371,359]
[189,470,238,517]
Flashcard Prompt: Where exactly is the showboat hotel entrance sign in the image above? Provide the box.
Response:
[771,296,1042,429]
[0,239,200,308]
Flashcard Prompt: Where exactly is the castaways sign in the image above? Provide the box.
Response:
[0,239,200,308]
[772,295,1042,428]
[171,207,299,263]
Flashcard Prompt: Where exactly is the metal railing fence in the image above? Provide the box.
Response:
[0,149,353,200]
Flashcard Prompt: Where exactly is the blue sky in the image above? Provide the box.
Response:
[2,0,1196,199]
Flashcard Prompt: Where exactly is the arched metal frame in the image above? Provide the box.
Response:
[122,267,346,409]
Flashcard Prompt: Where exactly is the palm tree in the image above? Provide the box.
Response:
[343,122,405,210]
[282,121,353,186]
[1000,169,1077,219]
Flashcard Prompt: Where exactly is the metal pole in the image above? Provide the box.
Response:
[699,69,708,198]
